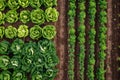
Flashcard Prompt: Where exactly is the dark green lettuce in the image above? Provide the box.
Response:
[7,0,19,9]
[0,0,6,11]
[0,71,11,80]
[0,26,5,39]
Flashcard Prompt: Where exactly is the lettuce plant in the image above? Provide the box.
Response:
[0,12,5,25]
[20,10,30,23]
[31,9,45,25]
[18,0,29,8]
[0,0,6,11]
[5,10,18,23]
[0,26,5,39]
[5,26,17,39]
[0,40,10,55]
[45,7,59,22]
[43,0,57,7]
[7,0,19,9]
[32,71,42,80]
[0,71,11,80]
[30,0,42,8]
[30,25,42,40]
[0,55,10,70]
[42,25,56,39]
[18,25,29,38]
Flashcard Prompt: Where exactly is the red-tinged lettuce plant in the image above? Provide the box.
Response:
[7,0,19,9]
[42,25,56,39]
[0,71,11,80]
[30,0,42,8]
[31,9,45,25]
[45,7,59,22]
[5,10,18,23]
[0,12,5,25]
[30,25,42,40]
[0,26,5,39]
[0,0,6,11]
[0,55,10,70]
[0,40,10,55]
[18,25,29,38]
[20,10,30,23]
[5,26,17,39]
[18,0,29,8]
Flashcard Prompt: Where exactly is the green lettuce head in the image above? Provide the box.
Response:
[0,12,5,25]
[0,71,11,80]
[0,0,6,11]
[31,9,45,25]
[18,25,29,38]
[45,7,59,22]
[30,0,42,8]
[42,25,56,39]
[20,10,30,23]
[5,26,17,39]
[0,26,5,38]
[43,0,57,7]
[18,0,29,8]
[8,0,19,9]
[32,71,42,80]
[6,10,18,23]
[30,25,42,40]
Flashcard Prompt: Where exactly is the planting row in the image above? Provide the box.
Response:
[0,0,57,10]
[0,25,56,40]
[0,8,59,24]
[0,39,59,80]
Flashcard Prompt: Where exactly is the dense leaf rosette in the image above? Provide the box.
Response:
[7,0,19,9]
[30,0,42,8]
[10,38,24,55]
[0,12,5,25]
[31,9,45,25]
[20,10,30,23]
[0,55,10,70]
[45,7,59,22]
[0,26,5,39]
[18,25,28,38]
[42,25,56,39]
[30,25,42,40]
[43,0,57,7]
[5,26,17,39]
[32,71,42,80]
[18,0,29,8]
[0,0,6,11]
[5,10,18,23]
[0,71,11,80]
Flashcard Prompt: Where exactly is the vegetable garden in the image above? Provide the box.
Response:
[0,0,119,80]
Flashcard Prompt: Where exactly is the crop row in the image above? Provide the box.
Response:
[0,39,59,80]
[0,0,57,10]
[68,0,76,80]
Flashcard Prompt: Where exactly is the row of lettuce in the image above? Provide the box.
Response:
[0,0,57,10]
[0,39,59,80]
[0,8,59,24]
[68,0,107,80]
[0,25,56,40]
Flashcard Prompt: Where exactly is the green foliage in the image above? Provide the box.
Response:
[32,71,42,80]
[5,10,18,23]
[18,25,29,38]
[0,40,10,55]
[20,10,30,23]
[0,26,5,39]
[0,12,5,25]
[7,0,19,9]
[0,55,10,70]
[30,25,42,40]
[31,9,45,25]
[5,26,17,39]
[42,25,56,39]
[30,0,42,8]
[0,0,6,11]
[43,0,57,7]
[45,7,59,22]
[18,0,29,8]
[0,71,11,80]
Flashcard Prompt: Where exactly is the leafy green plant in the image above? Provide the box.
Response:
[0,26,5,38]
[0,71,11,80]
[5,10,18,23]
[0,40,10,55]
[43,0,57,7]
[0,12,5,25]
[30,25,42,40]
[42,25,56,39]
[18,25,29,38]
[0,55,10,70]
[30,0,42,8]
[18,0,29,8]
[0,0,6,11]
[31,9,45,25]
[45,7,59,22]
[32,71,42,80]
[5,26,17,39]
[10,38,24,55]
[7,0,19,9]
[20,10,30,23]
